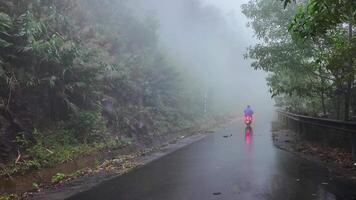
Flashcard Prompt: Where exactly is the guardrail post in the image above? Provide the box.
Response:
[352,135,356,161]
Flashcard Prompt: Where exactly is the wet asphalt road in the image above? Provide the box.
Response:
[67,117,356,200]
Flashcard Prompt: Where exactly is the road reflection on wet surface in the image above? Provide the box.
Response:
[68,117,356,200]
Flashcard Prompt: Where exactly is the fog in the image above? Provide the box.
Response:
[129,0,274,116]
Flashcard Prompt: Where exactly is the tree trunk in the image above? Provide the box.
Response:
[345,83,352,120]
[321,91,326,116]
[345,20,353,121]
[336,92,341,120]
[319,66,326,116]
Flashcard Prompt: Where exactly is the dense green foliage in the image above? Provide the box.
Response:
[243,0,355,119]
[0,0,205,165]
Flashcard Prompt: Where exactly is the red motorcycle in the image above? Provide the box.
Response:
[244,115,253,126]
[245,126,253,145]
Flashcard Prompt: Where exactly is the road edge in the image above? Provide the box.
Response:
[26,129,218,200]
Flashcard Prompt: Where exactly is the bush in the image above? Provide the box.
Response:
[51,173,66,183]
[68,110,107,143]
[32,182,40,190]
[27,128,92,168]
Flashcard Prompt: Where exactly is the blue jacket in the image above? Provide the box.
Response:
[244,107,254,116]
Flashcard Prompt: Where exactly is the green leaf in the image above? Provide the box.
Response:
[0,64,5,78]
[0,12,12,30]
[0,38,12,48]
[49,76,57,88]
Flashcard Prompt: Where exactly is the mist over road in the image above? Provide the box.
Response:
[129,0,274,114]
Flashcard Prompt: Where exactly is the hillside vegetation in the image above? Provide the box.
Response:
[0,0,206,173]
[243,0,355,119]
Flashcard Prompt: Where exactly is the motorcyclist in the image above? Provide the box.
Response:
[244,105,254,118]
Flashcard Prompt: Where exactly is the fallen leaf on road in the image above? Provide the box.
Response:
[213,192,221,195]
[233,185,240,194]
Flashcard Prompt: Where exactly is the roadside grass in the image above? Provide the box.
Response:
[0,194,20,200]
[0,115,225,179]
[0,128,125,178]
